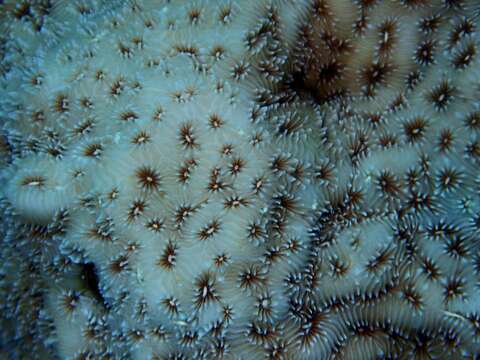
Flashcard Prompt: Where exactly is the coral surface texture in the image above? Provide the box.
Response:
[1,0,480,359]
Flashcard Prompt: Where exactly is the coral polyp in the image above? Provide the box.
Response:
[1,0,480,359]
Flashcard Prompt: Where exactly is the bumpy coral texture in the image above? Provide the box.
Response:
[1,0,480,359]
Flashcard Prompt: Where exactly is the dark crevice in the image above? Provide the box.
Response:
[80,262,108,309]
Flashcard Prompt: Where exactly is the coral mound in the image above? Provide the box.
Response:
[1,0,480,359]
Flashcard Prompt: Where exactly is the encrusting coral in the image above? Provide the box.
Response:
[1,0,480,359]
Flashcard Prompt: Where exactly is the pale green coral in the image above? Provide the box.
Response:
[1,0,480,359]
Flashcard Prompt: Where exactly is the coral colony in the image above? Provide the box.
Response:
[1,0,480,359]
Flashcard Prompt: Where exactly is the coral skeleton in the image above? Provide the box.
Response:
[1,0,480,359]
